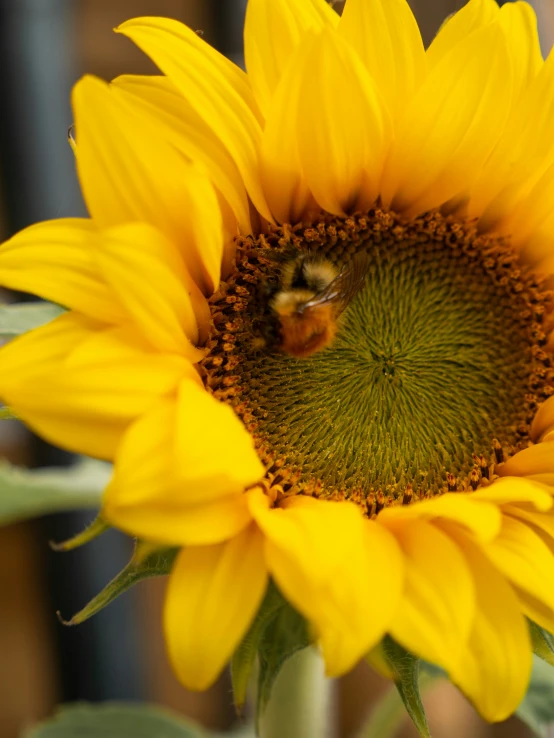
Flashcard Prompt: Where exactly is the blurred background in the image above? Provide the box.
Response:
[0,1,552,736]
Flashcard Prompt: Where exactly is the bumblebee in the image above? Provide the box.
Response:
[268,251,370,358]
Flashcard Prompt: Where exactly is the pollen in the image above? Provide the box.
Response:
[201,209,554,514]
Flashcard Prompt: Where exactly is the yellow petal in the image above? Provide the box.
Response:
[469,46,554,228]
[526,473,554,486]
[537,248,554,280]
[507,166,554,274]
[504,504,554,549]
[378,493,502,542]
[381,22,511,217]
[298,0,339,26]
[498,443,554,477]
[105,380,263,516]
[437,521,532,722]
[297,29,390,216]
[0,315,193,460]
[522,232,554,279]
[72,74,223,298]
[485,514,554,632]
[0,311,98,367]
[469,476,553,511]
[383,518,474,677]
[0,218,124,323]
[115,17,272,222]
[174,379,265,490]
[217,192,242,279]
[245,0,338,115]
[171,166,224,299]
[365,642,394,680]
[532,397,554,442]
[497,162,554,253]
[103,387,257,545]
[110,74,251,234]
[105,482,253,547]
[164,524,268,690]
[338,0,426,121]
[426,0,499,68]
[96,223,201,358]
[249,490,403,676]
[260,38,315,224]
[499,2,542,98]
[503,505,554,632]
[115,17,262,122]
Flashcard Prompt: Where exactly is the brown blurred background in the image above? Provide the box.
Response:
[0,1,552,737]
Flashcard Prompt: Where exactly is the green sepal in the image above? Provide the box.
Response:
[0,407,16,420]
[230,581,283,711]
[530,621,554,668]
[22,701,208,738]
[230,581,312,725]
[0,301,65,338]
[256,589,311,722]
[59,542,178,625]
[50,515,110,552]
[360,670,440,738]
[382,637,431,738]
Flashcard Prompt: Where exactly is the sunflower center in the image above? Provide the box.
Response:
[202,210,553,512]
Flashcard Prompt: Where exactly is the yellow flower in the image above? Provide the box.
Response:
[1,0,554,723]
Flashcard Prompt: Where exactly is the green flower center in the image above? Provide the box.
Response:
[202,210,553,512]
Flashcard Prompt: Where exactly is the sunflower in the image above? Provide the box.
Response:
[1,0,554,723]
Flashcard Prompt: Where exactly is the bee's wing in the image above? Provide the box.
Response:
[303,250,371,315]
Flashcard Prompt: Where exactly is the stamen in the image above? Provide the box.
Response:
[492,439,505,465]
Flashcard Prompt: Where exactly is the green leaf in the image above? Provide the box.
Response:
[60,543,178,625]
[358,671,440,738]
[23,702,207,738]
[0,301,64,338]
[516,655,554,737]
[0,458,109,526]
[530,621,554,668]
[382,637,431,738]
[231,581,283,710]
[257,592,311,720]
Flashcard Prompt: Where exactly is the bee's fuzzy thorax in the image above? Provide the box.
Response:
[271,289,316,317]
[301,260,338,291]
[280,256,338,292]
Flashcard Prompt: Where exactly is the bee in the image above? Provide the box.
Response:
[268,250,371,358]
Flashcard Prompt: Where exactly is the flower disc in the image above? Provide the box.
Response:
[203,210,553,511]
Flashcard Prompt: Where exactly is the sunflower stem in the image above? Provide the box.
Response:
[259,646,336,738]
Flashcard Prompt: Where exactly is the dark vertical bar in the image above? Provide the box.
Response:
[212,0,247,66]
[0,0,144,702]
[0,0,84,230]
